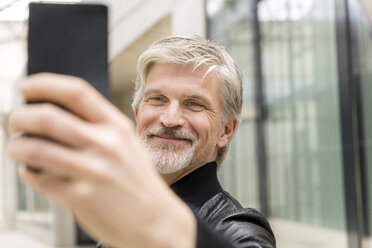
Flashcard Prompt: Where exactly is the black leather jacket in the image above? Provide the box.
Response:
[171,162,276,248]
[97,162,275,248]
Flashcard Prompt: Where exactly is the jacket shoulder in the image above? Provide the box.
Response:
[195,191,276,248]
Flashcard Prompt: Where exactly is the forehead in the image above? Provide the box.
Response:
[145,63,218,88]
[147,63,203,79]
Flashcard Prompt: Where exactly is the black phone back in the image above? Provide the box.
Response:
[27,2,109,98]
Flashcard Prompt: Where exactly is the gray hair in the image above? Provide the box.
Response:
[132,36,243,166]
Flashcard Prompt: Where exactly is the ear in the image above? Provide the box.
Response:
[134,108,139,124]
[217,118,238,148]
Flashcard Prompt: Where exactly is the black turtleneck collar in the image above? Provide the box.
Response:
[170,162,223,210]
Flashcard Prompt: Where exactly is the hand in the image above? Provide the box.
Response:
[6,73,196,248]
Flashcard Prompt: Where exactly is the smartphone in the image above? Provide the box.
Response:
[27,2,108,95]
[27,3,108,173]
[27,3,108,244]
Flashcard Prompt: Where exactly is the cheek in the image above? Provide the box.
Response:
[136,107,159,131]
[187,114,216,141]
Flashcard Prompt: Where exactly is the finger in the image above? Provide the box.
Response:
[19,73,121,123]
[7,136,94,179]
[8,103,94,148]
[18,165,73,207]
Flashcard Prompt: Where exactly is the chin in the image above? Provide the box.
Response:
[152,154,192,174]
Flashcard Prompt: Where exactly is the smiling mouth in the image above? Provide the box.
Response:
[152,135,191,143]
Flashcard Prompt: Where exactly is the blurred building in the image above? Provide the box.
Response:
[0,0,371,248]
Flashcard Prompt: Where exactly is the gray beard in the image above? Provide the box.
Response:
[144,139,195,174]
[142,125,215,174]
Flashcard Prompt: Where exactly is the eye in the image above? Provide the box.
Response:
[151,96,166,102]
[187,101,201,106]
[146,95,167,106]
[185,101,205,110]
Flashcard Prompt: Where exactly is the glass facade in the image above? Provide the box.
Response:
[260,0,345,230]
[207,0,259,209]
[350,0,372,242]
[206,0,372,247]
[17,177,50,213]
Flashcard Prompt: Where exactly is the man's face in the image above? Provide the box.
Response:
[135,63,228,176]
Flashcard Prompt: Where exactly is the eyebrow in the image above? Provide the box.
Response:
[144,89,214,108]
[144,89,163,98]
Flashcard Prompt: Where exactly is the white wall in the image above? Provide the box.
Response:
[86,0,206,61]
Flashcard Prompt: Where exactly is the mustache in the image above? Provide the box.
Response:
[144,126,198,142]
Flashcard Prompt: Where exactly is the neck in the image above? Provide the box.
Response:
[161,163,207,185]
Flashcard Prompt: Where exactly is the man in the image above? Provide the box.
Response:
[6,36,275,248]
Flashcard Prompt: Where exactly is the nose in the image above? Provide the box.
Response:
[159,101,185,128]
